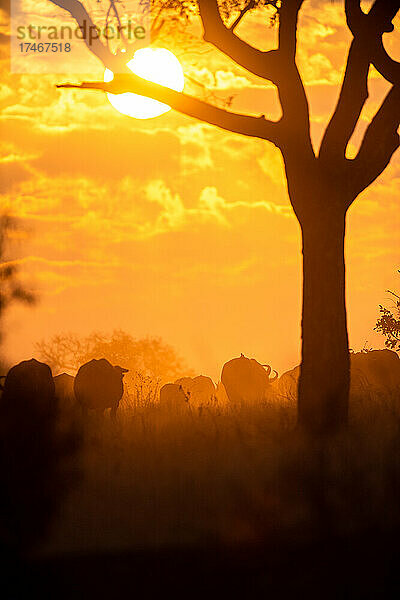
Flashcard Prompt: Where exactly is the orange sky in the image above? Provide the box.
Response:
[0,1,399,380]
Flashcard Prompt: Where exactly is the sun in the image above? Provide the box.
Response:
[104,48,184,119]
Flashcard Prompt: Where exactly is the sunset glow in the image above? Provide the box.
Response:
[1,2,399,379]
[104,48,185,119]
[2,2,400,587]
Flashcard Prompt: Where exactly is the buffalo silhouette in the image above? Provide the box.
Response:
[159,382,189,411]
[221,354,278,404]
[74,358,128,418]
[274,365,300,402]
[0,358,81,553]
[1,358,56,416]
[275,349,400,402]
[53,373,75,411]
[174,375,216,407]
[350,349,400,395]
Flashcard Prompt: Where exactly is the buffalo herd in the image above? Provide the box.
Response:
[74,359,128,418]
[273,350,400,402]
[0,350,399,418]
[221,354,278,404]
[0,358,129,419]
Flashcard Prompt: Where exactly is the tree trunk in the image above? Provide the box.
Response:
[298,208,350,434]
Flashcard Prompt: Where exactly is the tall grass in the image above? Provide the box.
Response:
[36,386,400,557]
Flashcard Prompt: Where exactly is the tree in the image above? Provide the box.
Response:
[0,215,35,370]
[0,217,80,558]
[375,275,400,352]
[0,216,35,319]
[49,0,400,433]
[35,329,190,382]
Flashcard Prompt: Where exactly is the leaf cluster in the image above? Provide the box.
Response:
[375,290,400,352]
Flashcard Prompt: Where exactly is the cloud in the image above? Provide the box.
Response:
[1,256,121,269]
[198,187,229,226]
[0,254,127,296]
[0,143,35,191]
[199,186,292,222]
[299,52,339,86]
[176,123,214,173]
[186,65,254,91]
[144,179,186,231]
[30,126,182,180]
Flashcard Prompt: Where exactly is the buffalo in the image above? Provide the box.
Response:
[1,358,56,416]
[0,358,58,461]
[215,381,230,404]
[175,375,216,407]
[350,349,400,396]
[159,383,189,411]
[274,365,300,402]
[221,354,278,404]
[275,349,400,402]
[53,373,76,411]
[0,359,82,553]
[74,359,128,418]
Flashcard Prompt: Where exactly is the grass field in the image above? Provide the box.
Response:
[34,386,400,557]
[1,383,400,596]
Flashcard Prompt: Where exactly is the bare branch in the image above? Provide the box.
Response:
[346,0,400,85]
[278,0,305,61]
[275,0,311,150]
[319,40,369,162]
[150,6,166,39]
[57,73,282,146]
[350,85,400,198]
[319,0,400,165]
[372,38,400,86]
[197,0,280,83]
[48,0,130,72]
[51,0,312,154]
[229,0,256,31]
[198,0,311,151]
[51,0,285,145]
[106,1,129,48]
[345,0,363,31]
[346,0,399,37]
[109,1,127,42]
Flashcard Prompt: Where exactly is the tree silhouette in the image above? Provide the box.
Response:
[49,0,400,433]
[36,329,190,381]
[375,276,400,352]
[0,215,35,361]
[0,217,81,558]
